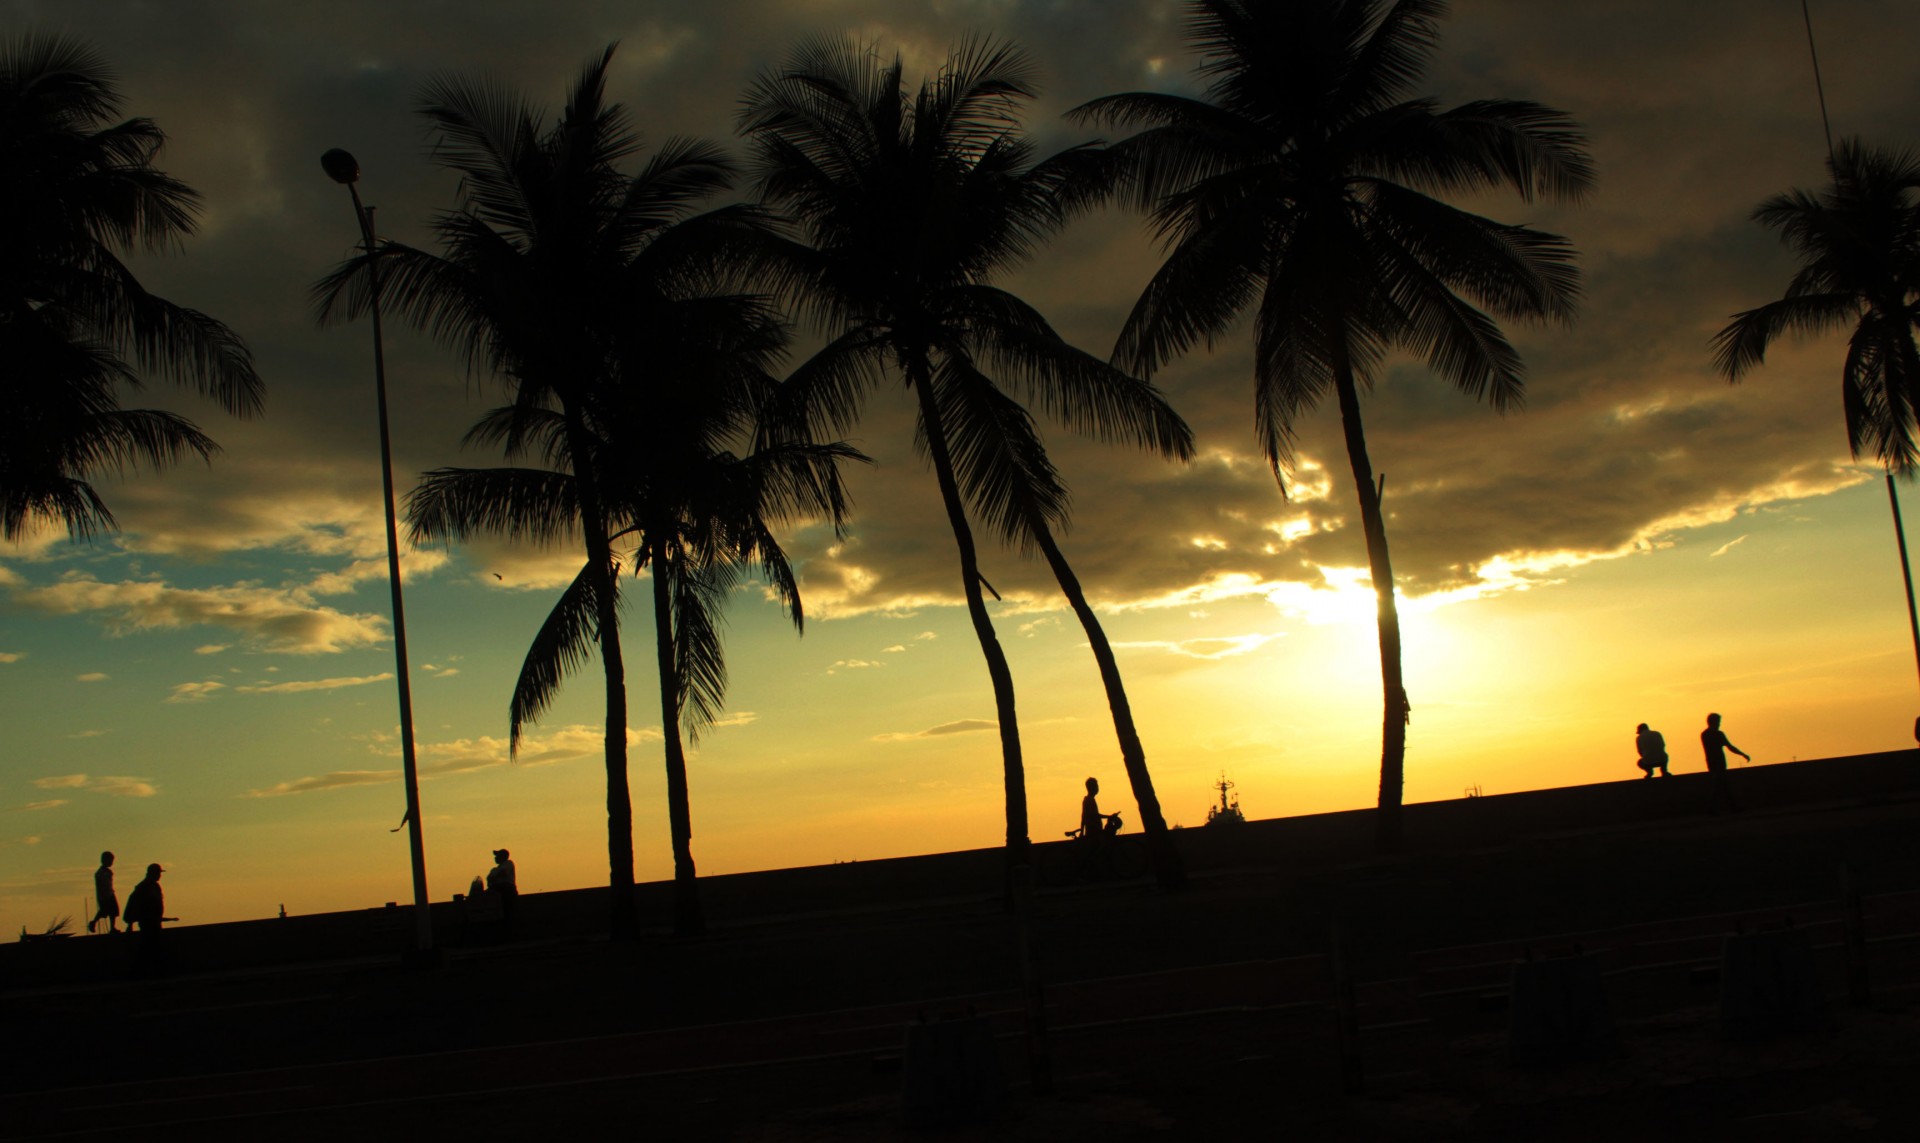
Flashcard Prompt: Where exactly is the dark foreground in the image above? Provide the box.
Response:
[5,753,1920,1139]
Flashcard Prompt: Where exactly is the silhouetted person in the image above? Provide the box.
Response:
[1080,778,1120,842]
[1634,724,1669,778]
[1701,713,1749,812]
[88,851,119,934]
[124,863,167,976]
[488,848,517,929]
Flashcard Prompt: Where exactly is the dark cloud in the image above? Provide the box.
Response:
[4,0,1913,625]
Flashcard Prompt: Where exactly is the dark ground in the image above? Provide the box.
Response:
[5,758,1920,1139]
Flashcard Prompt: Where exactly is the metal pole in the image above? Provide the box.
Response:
[1886,474,1920,696]
[323,150,434,960]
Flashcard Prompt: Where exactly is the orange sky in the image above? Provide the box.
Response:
[5,1,1919,936]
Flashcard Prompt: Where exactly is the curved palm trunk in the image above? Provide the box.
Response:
[564,408,640,938]
[1330,346,1410,854]
[649,532,705,936]
[909,360,1030,870]
[1032,526,1185,889]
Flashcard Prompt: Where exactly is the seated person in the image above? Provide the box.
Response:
[1080,777,1121,841]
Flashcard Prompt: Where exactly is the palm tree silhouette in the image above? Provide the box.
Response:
[409,363,862,936]
[1074,0,1591,850]
[1,34,261,542]
[740,36,1192,879]
[316,47,813,937]
[1715,138,1920,472]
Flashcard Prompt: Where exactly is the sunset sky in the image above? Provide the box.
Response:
[5,0,1919,937]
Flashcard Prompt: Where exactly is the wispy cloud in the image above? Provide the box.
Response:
[13,573,391,654]
[7,800,68,812]
[0,651,23,663]
[1112,632,1286,660]
[882,633,939,654]
[234,673,392,695]
[302,553,449,598]
[31,774,157,798]
[1710,536,1748,558]
[166,680,226,703]
[195,644,229,655]
[827,659,885,674]
[874,718,997,742]
[246,769,398,797]
[67,729,107,739]
[75,672,109,682]
[244,724,655,797]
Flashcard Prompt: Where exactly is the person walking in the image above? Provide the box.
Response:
[1701,713,1750,811]
[88,851,119,934]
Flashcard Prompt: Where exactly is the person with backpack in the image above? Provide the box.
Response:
[124,863,169,976]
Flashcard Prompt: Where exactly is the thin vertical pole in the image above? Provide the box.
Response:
[348,185,434,960]
[1800,0,1836,162]
[1887,475,1920,696]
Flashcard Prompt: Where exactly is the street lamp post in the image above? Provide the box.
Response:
[322,148,434,962]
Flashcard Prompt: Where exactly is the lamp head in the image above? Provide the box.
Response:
[320,149,361,185]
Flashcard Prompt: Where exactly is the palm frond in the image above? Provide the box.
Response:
[1372,98,1595,204]
[931,354,1070,549]
[1712,293,1861,381]
[405,466,579,546]
[509,561,606,755]
[951,285,1194,459]
[1111,188,1271,376]
[664,559,734,739]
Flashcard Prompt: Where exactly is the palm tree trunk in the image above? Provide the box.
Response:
[564,408,640,938]
[649,531,705,937]
[1032,525,1185,888]
[908,360,1030,870]
[1331,347,1410,854]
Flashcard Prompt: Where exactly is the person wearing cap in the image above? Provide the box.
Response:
[124,863,168,976]
[486,849,517,929]
[124,863,165,932]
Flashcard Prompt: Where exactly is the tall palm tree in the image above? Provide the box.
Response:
[740,36,1192,878]
[316,46,794,937]
[1714,138,1920,472]
[408,345,862,936]
[1074,0,1592,850]
[1,33,261,542]
[940,364,1194,885]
